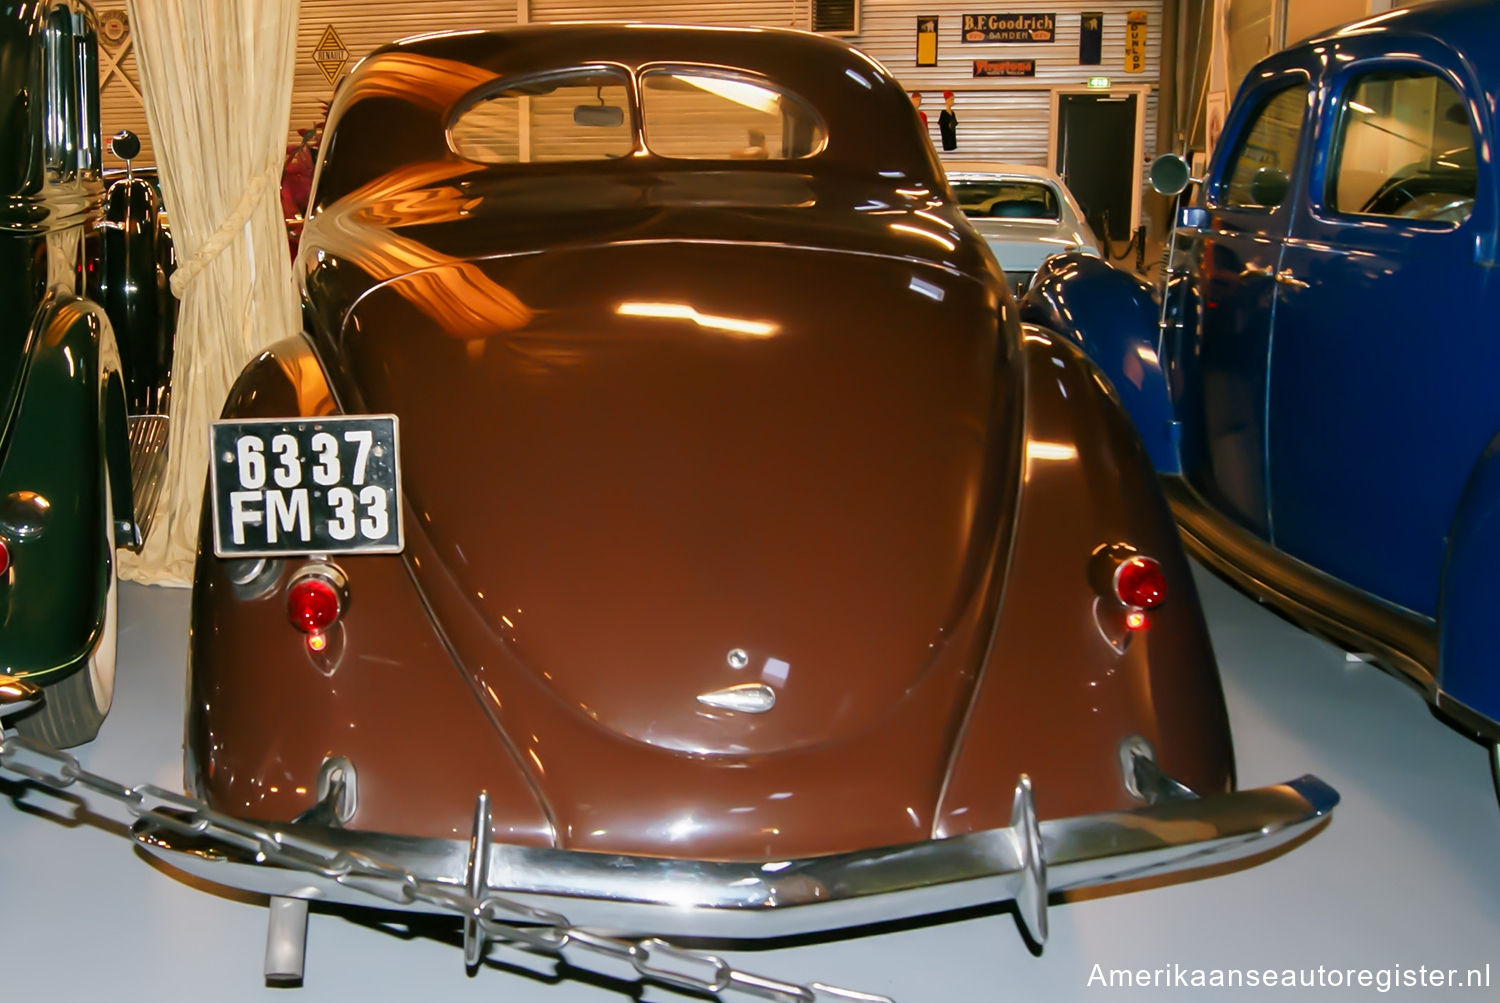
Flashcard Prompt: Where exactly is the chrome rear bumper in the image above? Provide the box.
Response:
[134,774,1337,942]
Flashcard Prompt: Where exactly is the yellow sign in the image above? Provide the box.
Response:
[312,25,348,86]
[1125,10,1147,74]
[916,17,938,67]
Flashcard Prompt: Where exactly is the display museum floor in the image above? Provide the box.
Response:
[4,564,1497,1001]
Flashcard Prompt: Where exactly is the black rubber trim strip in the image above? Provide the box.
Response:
[1162,475,1437,693]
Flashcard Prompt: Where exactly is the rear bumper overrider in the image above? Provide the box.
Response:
[134,773,1338,943]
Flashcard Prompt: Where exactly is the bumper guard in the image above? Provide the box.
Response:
[134,773,1338,944]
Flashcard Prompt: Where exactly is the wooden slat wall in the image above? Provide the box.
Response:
[98,34,152,167]
[97,0,1160,175]
[98,2,524,169]
[849,1,1162,168]
[533,1,801,28]
[286,2,521,146]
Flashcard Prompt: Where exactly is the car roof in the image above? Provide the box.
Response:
[942,162,1064,186]
[1292,0,1500,98]
[1319,0,1497,44]
[317,22,944,205]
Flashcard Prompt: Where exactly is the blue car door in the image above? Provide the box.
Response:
[1174,63,1315,538]
[1267,39,1500,618]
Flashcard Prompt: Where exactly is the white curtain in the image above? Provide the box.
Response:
[119,0,302,586]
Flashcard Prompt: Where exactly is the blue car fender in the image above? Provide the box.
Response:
[1020,252,1178,473]
[1437,429,1500,739]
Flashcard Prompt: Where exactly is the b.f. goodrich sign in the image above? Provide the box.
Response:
[962,13,1056,43]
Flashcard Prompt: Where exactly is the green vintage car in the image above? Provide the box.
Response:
[0,0,174,745]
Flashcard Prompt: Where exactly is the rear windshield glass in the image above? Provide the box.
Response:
[449,66,827,164]
[450,67,634,164]
[639,69,826,160]
[950,180,1060,220]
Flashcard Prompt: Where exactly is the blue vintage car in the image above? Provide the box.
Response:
[1021,0,1500,776]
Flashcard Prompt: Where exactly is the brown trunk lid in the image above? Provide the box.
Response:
[338,238,1014,759]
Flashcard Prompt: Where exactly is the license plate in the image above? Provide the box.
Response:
[209,415,403,557]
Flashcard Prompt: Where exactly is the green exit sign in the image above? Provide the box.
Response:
[1087,76,1111,89]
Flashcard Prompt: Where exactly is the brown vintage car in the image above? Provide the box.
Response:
[144,22,1335,990]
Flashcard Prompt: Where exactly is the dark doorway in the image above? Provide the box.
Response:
[1056,93,1138,242]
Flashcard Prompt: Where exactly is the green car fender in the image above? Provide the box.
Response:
[0,290,133,682]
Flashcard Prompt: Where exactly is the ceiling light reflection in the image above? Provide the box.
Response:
[913,209,955,230]
[617,302,778,338]
[673,74,780,114]
[1026,440,1078,461]
[909,276,945,301]
[889,223,956,251]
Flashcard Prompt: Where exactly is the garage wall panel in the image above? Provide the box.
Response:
[850,1,1160,166]
[924,90,1052,165]
[532,1,799,26]
[288,1,521,144]
[98,37,152,168]
[99,1,1159,201]
[97,3,525,169]
[853,2,1162,86]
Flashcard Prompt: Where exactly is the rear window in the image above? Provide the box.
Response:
[449,65,827,164]
[639,69,826,160]
[950,180,1060,220]
[449,67,634,164]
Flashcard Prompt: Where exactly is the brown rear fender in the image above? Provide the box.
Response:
[189,335,555,845]
[219,335,339,420]
[935,325,1234,834]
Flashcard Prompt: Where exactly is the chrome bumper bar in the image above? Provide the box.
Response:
[134,774,1337,943]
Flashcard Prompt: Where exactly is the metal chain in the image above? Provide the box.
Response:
[0,732,890,1002]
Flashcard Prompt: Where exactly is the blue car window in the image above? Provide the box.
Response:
[1219,85,1306,210]
[1330,70,1476,223]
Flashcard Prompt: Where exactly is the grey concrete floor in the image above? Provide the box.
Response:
[3,564,1498,1001]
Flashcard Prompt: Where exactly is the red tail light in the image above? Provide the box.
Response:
[286,563,347,633]
[288,578,339,631]
[1115,556,1166,609]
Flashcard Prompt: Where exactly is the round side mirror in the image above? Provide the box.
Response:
[1247,166,1290,208]
[1148,154,1192,197]
[110,129,141,161]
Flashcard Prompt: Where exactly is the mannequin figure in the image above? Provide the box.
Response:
[910,91,928,129]
[939,91,958,151]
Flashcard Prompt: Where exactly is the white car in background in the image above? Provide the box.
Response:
[943,162,1101,295]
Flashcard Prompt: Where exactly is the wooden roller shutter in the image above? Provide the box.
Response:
[530,1,799,28]
[848,0,1162,165]
[96,9,152,167]
[287,0,523,149]
[100,2,1160,184]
